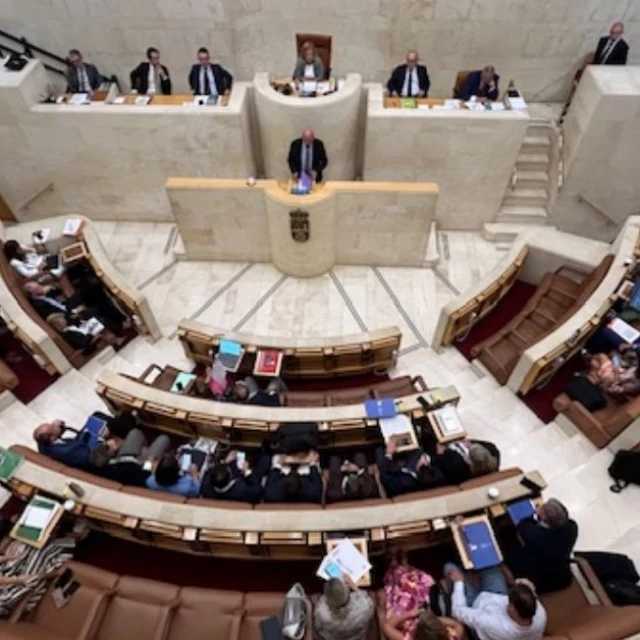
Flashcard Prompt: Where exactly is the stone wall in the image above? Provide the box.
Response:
[3,0,639,102]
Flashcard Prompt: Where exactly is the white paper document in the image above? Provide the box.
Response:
[22,505,54,530]
[433,404,465,436]
[69,93,90,105]
[444,99,461,109]
[490,102,506,111]
[608,317,640,344]
[316,538,371,582]
[302,81,317,94]
[62,218,84,237]
[379,414,414,440]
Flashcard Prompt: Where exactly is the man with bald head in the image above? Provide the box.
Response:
[594,22,629,65]
[287,128,328,183]
[387,50,430,97]
[458,65,500,102]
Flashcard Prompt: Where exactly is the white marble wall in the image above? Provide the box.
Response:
[364,85,529,229]
[0,61,255,222]
[254,73,362,181]
[551,66,640,242]
[4,0,639,101]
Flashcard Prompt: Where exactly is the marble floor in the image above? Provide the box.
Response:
[1,221,639,574]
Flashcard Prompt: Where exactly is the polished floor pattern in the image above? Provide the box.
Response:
[1,221,638,573]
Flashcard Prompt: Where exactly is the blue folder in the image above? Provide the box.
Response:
[220,339,242,357]
[81,414,107,447]
[461,521,501,570]
[507,499,535,526]
[364,398,397,419]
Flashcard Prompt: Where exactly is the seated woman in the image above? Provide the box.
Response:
[293,41,325,82]
[586,348,640,398]
[3,240,67,288]
[382,551,470,640]
[46,311,124,353]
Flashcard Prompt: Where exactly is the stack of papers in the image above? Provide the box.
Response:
[490,102,506,111]
[134,95,151,106]
[432,404,465,437]
[379,414,417,450]
[69,93,90,105]
[62,218,84,237]
[15,496,61,543]
[444,99,461,110]
[316,538,371,583]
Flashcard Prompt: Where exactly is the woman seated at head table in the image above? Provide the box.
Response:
[0,537,75,618]
[46,311,125,353]
[585,346,640,399]
[382,550,472,640]
[293,41,325,82]
[3,239,72,296]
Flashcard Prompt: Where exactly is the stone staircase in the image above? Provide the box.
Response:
[484,118,559,243]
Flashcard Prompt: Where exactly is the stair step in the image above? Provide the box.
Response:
[503,188,548,207]
[483,222,556,243]
[496,205,548,224]
[516,153,551,171]
[516,171,549,189]
[523,135,551,150]
[527,123,554,137]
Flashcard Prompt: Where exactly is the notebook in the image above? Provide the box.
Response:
[507,499,536,526]
[365,398,397,419]
[0,447,23,481]
[170,372,196,393]
[431,404,466,438]
[608,317,640,344]
[460,521,502,570]
[218,339,244,371]
[16,496,61,543]
[81,414,107,448]
[254,350,283,377]
[378,414,417,450]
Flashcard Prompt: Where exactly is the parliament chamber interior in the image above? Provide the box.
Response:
[1,1,640,638]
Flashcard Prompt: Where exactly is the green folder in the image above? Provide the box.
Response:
[16,497,58,542]
[0,448,24,482]
[400,98,417,109]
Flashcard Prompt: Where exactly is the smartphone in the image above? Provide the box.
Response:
[236,451,246,470]
[142,460,153,472]
[612,354,621,369]
[520,476,543,493]
[180,453,192,472]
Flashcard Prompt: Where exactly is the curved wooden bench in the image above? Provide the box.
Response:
[97,369,459,448]
[178,319,401,378]
[5,446,544,560]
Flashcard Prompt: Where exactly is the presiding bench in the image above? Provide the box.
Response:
[5,448,543,560]
[178,319,401,378]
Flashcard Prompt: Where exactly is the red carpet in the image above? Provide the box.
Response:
[0,330,57,403]
[453,280,579,424]
[454,280,536,361]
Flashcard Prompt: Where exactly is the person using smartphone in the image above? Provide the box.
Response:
[145,451,201,497]
[200,450,270,503]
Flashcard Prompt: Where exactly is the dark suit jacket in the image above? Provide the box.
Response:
[287,138,328,182]
[378,456,443,497]
[325,469,379,503]
[188,63,233,94]
[595,36,629,65]
[459,70,500,101]
[430,449,471,486]
[200,465,264,503]
[66,63,102,93]
[130,62,172,95]
[39,430,93,469]
[386,64,430,97]
[263,467,323,503]
[506,518,579,593]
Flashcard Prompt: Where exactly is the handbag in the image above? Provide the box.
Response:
[565,375,606,412]
[608,450,640,493]
[280,583,309,640]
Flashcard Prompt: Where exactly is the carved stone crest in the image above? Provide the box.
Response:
[290,209,310,243]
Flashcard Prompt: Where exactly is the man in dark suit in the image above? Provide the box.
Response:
[458,65,500,102]
[263,452,323,503]
[387,50,430,98]
[594,22,629,65]
[505,498,579,594]
[287,129,328,183]
[130,47,172,95]
[200,451,269,503]
[188,47,233,96]
[325,453,379,503]
[66,49,102,93]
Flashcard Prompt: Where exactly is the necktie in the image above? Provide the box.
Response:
[304,145,311,173]
[200,67,210,94]
[407,68,413,97]
[602,38,616,63]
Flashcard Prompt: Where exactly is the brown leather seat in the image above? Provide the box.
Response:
[9,445,65,472]
[94,576,179,640]
[282,390,327,407]
[453,70,472,98]
[121,487,187,504]
[470,256,614,385]
[553,391,640,448]
[167,587,243,640]
[458,468,521,490]
[371,375,424,398]
[327,386,372,405]
[242,592,312,640]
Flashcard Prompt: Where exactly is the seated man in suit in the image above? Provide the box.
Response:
[325,452,379,503]
[458,65,500,102]
[594,22,629,65]
[376,436,443,498]
[504,498,578,594]
[387,50,430,98]
[130,47,172,95]
[288,129,328,183]
[66,49,102,93]
[200,450,270,503]
[33,420,107,469]
[188,47,233,96]
[263,451,323,503]
[232,376,283,407]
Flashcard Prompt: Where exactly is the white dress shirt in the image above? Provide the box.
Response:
[77,66,91,92]
[401,67,420,97]
[600,38,618,63]
[147,65,157,94]
[303,63,315,79]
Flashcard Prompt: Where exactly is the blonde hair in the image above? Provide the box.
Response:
[300,41,316,57]
[413,611,449,640]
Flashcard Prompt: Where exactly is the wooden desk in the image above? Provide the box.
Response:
[139,364,196,395]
